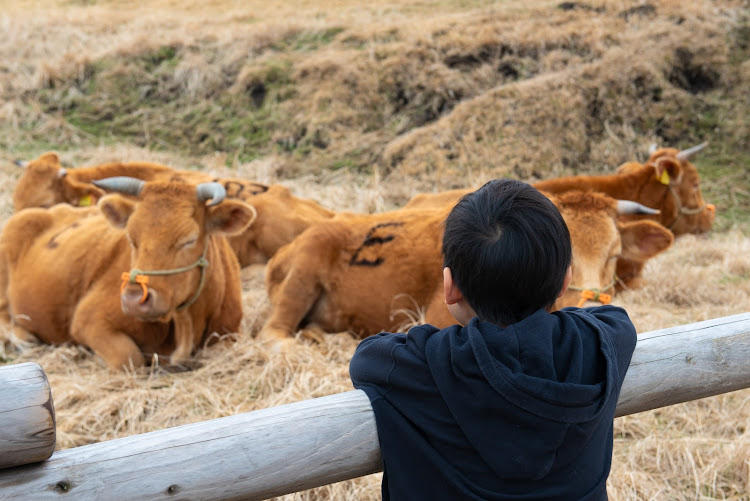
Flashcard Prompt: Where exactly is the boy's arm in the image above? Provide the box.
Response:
[349,331,408,394]
[586,305,638,382]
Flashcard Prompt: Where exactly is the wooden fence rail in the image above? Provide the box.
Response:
[0,312,749,500]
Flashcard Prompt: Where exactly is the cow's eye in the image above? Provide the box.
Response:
[179,238,197,249]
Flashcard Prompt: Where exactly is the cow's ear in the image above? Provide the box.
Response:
[38,152,60,165]
[206,200,257,236]
[62,179,105,207]
[99,194,136,229]
[618,220,674,261]
[653,157,683,186]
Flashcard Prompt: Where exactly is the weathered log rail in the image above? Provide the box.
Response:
[0,362,56,469]
[0,312,748,500]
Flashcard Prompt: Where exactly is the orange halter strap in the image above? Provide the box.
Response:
[567,276,618,308]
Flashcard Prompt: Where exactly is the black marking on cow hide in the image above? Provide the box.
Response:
[349,222,404,267]
[46,222,81,249]
[248,182,269,194]
[221,181,270,200]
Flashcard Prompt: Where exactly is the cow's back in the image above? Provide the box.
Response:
[267,208,448,336]
[3,206,126,343]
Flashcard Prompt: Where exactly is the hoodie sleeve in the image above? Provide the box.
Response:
[349,325,441,400]
[586,305,638,384]
[349,331,407,400]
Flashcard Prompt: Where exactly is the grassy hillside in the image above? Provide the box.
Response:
[0,1,749,500]
[1,0,748,226]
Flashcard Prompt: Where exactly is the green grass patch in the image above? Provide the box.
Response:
[275,27,345,52]
[29,50,297,162]
[697,151,750,232]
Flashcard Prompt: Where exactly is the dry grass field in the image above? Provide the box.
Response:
[1,0,749,499]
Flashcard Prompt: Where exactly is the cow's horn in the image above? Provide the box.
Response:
[675,142,708,161]
[93,176,145,197]
[648,143,658,155]
[57,167,67,179]
[196,182,226,207]
[617,200,661,215]
[13,159,28,168]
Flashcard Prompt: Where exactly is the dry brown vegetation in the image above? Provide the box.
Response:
[0,0,749,499]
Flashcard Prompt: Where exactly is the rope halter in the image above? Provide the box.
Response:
[567,276,618,308]
[649,146,713,230]
[120,243,210,312]
[666,184,712,230]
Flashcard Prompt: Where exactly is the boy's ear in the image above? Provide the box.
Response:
[558,265,573,298]
[443,267,464,305]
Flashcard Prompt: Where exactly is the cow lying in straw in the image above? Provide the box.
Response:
[407,143,714,235]
[259,189,673,341]
[405,143,713,289]
[534,142,715,236]
[12,152,334,267]
[0,178,256,370]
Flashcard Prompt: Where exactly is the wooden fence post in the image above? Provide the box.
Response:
[0,362,56,469]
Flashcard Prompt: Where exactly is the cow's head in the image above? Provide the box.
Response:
[550,191,674,309]
[617,143,715,236]
[95,177,257,321]
[12,152,104,211]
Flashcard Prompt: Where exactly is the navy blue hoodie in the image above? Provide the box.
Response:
[349,306,636,500]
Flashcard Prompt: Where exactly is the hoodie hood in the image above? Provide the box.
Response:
[415,308,621,480]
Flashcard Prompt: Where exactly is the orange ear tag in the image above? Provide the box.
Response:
[79,195,93,207]
[658,170,670,185]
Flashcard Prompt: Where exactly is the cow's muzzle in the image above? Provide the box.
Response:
[120,244,210,318]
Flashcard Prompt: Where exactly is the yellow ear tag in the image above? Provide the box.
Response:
[79,195,93,207]
[658,170,670,185]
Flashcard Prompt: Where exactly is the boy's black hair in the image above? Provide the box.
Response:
[442,179,572,326]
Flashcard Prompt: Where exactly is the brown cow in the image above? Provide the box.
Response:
[12,152,193,211]
[535,142,715,236]
[405,143,714,237]
[0,178,256,370]
[405,143,712,289]
[259,190,673,341]
[611,143,716,236]
[12,152,335,267]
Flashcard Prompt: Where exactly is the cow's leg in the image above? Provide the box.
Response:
[71,297,144,370]
[0,254,41,345]
[170,311,196,366]
[260,259,323,343]
[74,325,144,370]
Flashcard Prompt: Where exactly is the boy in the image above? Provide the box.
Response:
[349,179,637,500]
